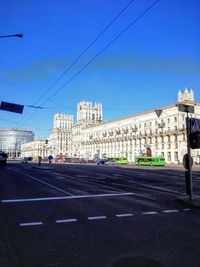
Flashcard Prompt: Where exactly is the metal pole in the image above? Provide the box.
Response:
[186,113,193,201]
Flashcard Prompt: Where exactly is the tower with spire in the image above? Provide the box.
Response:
[178,88,195,104]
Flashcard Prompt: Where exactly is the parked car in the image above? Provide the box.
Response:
[96,159,107,165]
[21,157,28,164]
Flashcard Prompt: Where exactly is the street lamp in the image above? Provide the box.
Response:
[0,33,23,38]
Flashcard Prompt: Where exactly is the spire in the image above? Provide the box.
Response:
[189,88,194,101]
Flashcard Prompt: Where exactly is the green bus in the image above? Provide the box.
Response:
[135,156,165,166]
[108,157,128,165]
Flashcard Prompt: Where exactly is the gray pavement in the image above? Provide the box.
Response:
[1,162,200,267]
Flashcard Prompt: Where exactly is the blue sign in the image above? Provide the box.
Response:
[190,118,200,134]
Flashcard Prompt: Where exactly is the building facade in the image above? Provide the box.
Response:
[0,128,34,159]
[48,113,73,157]
[20,89,200,164]
[70,89,200,164]
[21,137,48,159]
[70,101,103,158]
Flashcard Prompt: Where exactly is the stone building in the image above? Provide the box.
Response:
[20,89,200,164]
[48,113,73,157]
[70,89,200,163]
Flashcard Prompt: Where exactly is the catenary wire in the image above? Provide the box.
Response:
[15,0,136,127]
[19,0,160,128]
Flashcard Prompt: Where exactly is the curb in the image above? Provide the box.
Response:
[176,195,200,209]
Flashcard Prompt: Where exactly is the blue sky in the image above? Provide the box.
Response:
[1,0,200,138]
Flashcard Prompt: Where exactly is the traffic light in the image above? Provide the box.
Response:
[45,140,48,144]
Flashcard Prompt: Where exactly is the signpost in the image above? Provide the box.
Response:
[178,103,195,201]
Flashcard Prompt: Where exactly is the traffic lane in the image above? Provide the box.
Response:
[23,167,186,201]
[54,164,200,194]
[18,162,200,193]
[0,166,74,199]
[1,188,190,228]
[4,208,200,267]
[42,165,188,196]
[0,166,124,201]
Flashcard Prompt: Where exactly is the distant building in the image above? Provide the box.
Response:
[73,89,200,163]
[48,113,73,157]
[0,128,34,159]
[20,89,200,164]
[71,101,103,158]
[21,137,48,159]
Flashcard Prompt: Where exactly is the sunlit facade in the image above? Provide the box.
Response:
[20,90,200,164]
[70,89,200,164]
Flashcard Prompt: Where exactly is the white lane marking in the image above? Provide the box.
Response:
[163,209,179,213]
[19,221,43,227]
[1,192,134,203]
[88,216,107,220]
[183,208,191,211]
[56,219,77,223]
[14,170,73,196]
[141,211,158,215]
[116,213,133,217]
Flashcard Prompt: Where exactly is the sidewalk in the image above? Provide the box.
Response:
[177,194,200,209]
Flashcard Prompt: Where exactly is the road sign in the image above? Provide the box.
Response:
[155,109,162,118]
[0,101,24,114]
[177,104,194,113]
[190,118,200,149]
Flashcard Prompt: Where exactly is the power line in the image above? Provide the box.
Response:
[18,0,160,128]
[37,1,161,109]
[0,77,67,109]
[16,0,136,127]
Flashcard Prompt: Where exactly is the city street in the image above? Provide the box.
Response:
[0,162,200,267]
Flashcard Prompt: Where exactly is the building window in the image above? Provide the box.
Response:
[175,143,178,149]
[174,117,177,122]
[174,151,178,162]
[167,152,171,162]
[167,118,170,123]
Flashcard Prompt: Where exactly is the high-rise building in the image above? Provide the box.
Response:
[48,113,73,157]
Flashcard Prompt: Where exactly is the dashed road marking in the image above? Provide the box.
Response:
[88,216,107,220]
[16,208,192,227]
[19,221,43,227]
[56,219,77,223]
[141,211,158,215]
[183,208,191,211]
[116,213,133,218]
[162,209,179,213]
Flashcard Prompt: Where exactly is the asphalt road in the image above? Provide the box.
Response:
[0,162,200,267]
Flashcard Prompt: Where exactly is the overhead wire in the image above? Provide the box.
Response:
[15,0,136,127]
[19,0,160,128]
